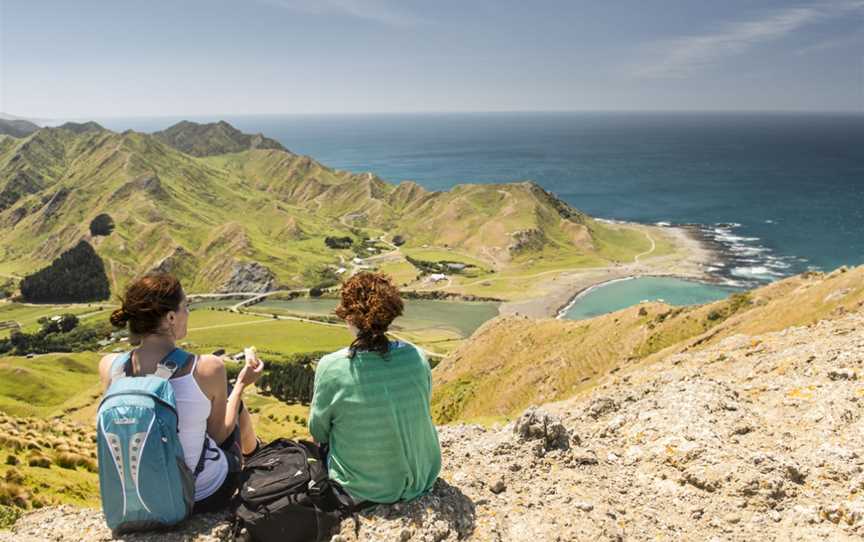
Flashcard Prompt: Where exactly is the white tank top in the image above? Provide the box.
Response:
[169,356,228,501]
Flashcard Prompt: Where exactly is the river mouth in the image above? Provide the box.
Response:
[559,276,742,321]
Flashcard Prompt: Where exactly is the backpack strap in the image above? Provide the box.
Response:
[110,347,194,384]
[153,347,193,380]
[109,352,133,386]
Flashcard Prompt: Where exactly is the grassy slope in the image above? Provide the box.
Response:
[0,125,671,299]
[432,264,864,424]
[0,303,113,338]
[183,309,352,357]
[0,353,101,418]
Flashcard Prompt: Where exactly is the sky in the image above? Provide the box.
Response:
[0,0,862,118]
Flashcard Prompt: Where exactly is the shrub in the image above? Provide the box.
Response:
[89,213,115,236]
[0,504,22,528]
[728,292,752,313]
[5,455,19,466]
[324,236,353,249]
[0,481,29,508]
[4,469,24,485]
[27,454,51,469]
[0,436,24,451]
[55,452,84,470]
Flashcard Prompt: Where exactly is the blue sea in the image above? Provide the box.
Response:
[102,111,864,293]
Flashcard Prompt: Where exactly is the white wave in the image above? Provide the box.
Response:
[655,221,671,227]
[729,246,770,255]
[731,266,783,278]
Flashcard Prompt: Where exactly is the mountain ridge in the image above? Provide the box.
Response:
[0,120,660,296]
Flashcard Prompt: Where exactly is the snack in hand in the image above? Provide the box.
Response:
[244,346,259,368]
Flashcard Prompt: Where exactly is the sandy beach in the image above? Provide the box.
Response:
[498,223,722,319]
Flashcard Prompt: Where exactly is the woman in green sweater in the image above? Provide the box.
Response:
[308,272,441,504]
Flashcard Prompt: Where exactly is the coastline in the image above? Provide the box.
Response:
[498,222,727,319]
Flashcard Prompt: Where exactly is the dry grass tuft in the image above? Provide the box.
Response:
[26,453,51,469]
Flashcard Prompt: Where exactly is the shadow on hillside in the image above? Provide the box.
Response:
[351,479,476,539]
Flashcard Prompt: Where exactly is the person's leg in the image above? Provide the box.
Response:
[238,403,258,456]
[226,382,259,456]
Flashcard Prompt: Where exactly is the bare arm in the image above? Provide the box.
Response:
[197,354,263,445]
[98,354,119,392]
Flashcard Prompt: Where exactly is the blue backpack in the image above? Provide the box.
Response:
[97,347,204,534]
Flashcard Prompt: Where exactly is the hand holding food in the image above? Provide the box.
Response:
[238,346,264,387]
[244,346,260,369]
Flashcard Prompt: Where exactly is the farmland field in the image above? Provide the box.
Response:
[184,308,352,358]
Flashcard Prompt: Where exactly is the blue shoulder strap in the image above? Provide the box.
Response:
[109,348,194,384]
[153,348,193,380]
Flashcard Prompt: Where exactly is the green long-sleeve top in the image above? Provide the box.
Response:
[308,342,441,503]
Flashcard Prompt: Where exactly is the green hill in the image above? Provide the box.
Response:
[432,264,864,423]
[0,121,662,295]
[0,119,39,139]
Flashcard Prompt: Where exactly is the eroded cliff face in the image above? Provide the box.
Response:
[4,306,864,541]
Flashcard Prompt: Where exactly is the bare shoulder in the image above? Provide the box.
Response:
[194,354,226,385]
[193,354,227,398]
[98,353,120,377]
[98,353,121,388]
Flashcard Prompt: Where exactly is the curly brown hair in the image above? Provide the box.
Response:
[334,272,404,358]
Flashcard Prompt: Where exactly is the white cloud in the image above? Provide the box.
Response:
[259,0,421,26]
[795,32,862,55]
[634,1,864,79]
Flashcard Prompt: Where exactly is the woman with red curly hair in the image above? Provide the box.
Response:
[309,272,441,504]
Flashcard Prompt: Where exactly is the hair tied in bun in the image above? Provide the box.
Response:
[110,307,131,328]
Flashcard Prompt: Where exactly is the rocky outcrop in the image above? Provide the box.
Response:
[6,307,864,540]
[507,229,546,256]
[218,261,276,293]
[110,173,169,203]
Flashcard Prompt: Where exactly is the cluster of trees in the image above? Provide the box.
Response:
[302,265,340,291]
[0,317,113,356]
[324,236,353,249]
[239,351,324,405]
[405,255,476,275]
[37,314,79,334]
[0,279,15,299]
[20,241,110,303]
[89,213,115,236]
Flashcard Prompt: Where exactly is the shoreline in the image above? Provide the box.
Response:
[553,276,636,319]
[499,222,729,319]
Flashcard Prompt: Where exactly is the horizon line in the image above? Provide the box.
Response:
[6,108,864,123]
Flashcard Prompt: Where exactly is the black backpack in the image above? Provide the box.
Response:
[233,439,357,542]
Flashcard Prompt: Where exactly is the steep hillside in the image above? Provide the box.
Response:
[433,264,864,422]
[5,302,864,540]
[0,121,663,295]
[153,120,285,156]
[0,119,39,139]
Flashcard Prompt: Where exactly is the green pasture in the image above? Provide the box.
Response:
[0,353,101,418]
[184,310,351,358]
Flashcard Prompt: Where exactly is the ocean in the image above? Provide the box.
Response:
[101,112,864,290]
